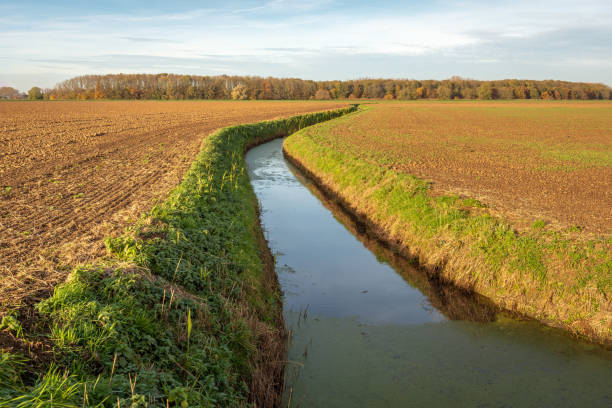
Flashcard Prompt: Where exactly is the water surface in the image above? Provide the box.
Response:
[246,138,612,407]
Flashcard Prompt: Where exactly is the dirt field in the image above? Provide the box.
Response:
[0,100,348,311]
[320,101,612,234]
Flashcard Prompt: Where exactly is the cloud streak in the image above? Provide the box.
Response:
[121,37,179,43]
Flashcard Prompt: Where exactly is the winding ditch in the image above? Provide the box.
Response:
[246,138,612,407]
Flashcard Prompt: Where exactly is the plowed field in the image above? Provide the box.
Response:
[0,100,347,310]
[320,101,612,234]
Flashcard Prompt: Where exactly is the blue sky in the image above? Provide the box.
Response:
[1,0,611,90]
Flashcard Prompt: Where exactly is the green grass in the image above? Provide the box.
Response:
[544,149,612,167]
[0,105,357,406]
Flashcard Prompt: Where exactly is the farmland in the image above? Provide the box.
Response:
[0,100,348,311]
[284,101,612,343]
[314,101,611,233]
[0,104,356,405]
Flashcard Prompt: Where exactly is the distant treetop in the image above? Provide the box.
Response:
[44,74,612,101]
[0,86,26,100]
[27,86,44,100]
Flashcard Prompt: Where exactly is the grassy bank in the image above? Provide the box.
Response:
[283,107,611,345]
[0,105,357,407]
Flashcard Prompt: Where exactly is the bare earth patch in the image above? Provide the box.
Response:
[324,101,612,234]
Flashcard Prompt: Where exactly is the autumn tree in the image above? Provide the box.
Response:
[0,86,22,99]
[515,86,530,99]
[497,87,514,99]
[437,84,452,100]
[47,74,612,101]
[478,83,500,100]
[397,86,412,100]
[460,87,477,99]
[333,81,351,99]
[541,90,554,100]
[261,80,273,99]
[415,86,426,99]
[314,89,331,100]
[364,83,385,98]
[383,81,396,98]
[350,83,364,99]
[27,87,44,100]
[231,84,249,100]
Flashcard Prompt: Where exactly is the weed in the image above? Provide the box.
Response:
[0,312,23,338]
[0,353,26,398]
[186,308,192,351]
[532,219,547,229]
[4,367,83,407]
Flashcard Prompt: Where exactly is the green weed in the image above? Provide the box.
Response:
[532,219,547,229]
[0,312,23,338]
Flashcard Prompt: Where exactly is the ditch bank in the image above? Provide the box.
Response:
[0,105,357,407]
[283,107,611,346]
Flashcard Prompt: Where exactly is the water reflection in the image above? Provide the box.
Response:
[292,166,501,324]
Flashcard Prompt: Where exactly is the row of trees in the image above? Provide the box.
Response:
[0,86,25,99]
[0,86,45,100]
[18,74,612,101]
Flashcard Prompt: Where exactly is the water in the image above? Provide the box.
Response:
[246,138,612,407]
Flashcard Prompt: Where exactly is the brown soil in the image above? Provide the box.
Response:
[323,102,612,234]
[0,100,348,312]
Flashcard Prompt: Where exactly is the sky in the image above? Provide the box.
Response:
[1,0,612,91]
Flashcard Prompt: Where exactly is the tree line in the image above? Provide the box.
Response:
[0,86,44,100]
[10,74,612,101]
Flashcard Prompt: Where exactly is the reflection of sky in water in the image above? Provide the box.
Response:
[246,138,612,407]
[248,138,444,326]
[249,155,301,187]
